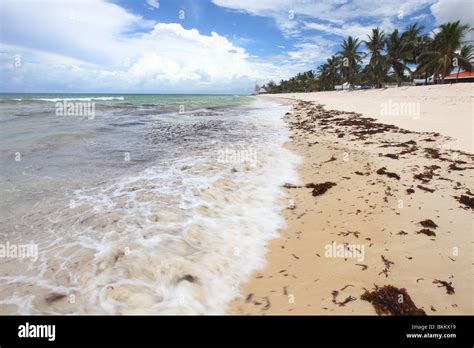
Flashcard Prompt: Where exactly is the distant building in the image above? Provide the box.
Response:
[415,72,474,85]
[444,71,474,83]
[257,87,269,94]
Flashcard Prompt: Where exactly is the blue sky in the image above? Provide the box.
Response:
[0,0,472,93]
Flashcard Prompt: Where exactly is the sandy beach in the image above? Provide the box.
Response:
[230,84,473,315]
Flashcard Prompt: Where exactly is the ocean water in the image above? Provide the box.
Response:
[0,93,300,314]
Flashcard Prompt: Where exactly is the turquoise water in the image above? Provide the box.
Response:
[0,93,253,108]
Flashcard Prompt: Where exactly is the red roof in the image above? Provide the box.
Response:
[445,71,474,79]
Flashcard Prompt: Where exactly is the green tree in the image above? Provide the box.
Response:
[386,29,412,86]
[318,56,341,90]
[417,21,471,84]
[365,27,387,88]
[456,44,474,82]
[339,36,365,84]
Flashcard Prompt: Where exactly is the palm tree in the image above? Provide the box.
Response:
[455,44,474,82]
[318,56,341,90]
[385,29,412,86]
[417,21,471,84]
[365,27,386,88]
[339,36,365,84]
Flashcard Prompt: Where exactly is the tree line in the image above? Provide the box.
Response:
[258,20,473,93]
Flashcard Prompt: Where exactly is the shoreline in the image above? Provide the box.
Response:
[229,86,473,315]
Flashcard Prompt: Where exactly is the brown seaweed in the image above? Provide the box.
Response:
[376,167,400,180]
[419,219,438,229]
[417,185,435,193]
[378,255,394,277]
[457,195,474,209]
[361,285,426,315]
[45,293,67,304]
[305,182,337,196]
[433,279,455,295]
[331,290,356,307]
[416,229,436,237]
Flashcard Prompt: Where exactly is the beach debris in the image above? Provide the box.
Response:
[378,255,394,277]
[361,285,426,316]
[406,188,415,194]
[396,231,408,235]
[416,278,424,283]
[419,219,438,229]
[424,148,441,159]
[433,279,455,295]
[338,231,360,238]
[448,163,466,171]
[283,287,288,296]
[416,229,436,237]
[262,296,271,310]
[417,185,434,193]
[324,155,337,163]
[413,172,432,182]
[399,146,418,155]
[113,250,125,263]
[331,290,356,307]
[177,274,198,284]
[413,165,440,182]
[340,284,354,291]
[45,293,67,304]
[282,183,301,189]
[292,253,300,260]
[457,194,474,209]
[287,200,296,210]
[245,293,254,303]
[376,167,400,180]
[354,171,369,176]
[305,182,336,196]
[355,263,368,271]
[384,153,399,159]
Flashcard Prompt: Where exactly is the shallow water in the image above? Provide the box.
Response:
[0,94,300,314]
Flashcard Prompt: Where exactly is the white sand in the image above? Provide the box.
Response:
[261,84,473,153]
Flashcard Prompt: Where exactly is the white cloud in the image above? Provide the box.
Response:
[431,0,473,26]
[287,42,334,63]
[304,22,375,40]
[212,0,435,37]
[0,0,295,93]
[430,0,474,43]
[146,0,160,10]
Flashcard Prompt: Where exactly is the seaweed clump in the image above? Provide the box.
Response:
[361,285,426,316]
[305,182,336,196]
[457,195,474,209]
[433,279,455,295]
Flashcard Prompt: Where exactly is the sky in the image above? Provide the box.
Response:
[0,0,472,94]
